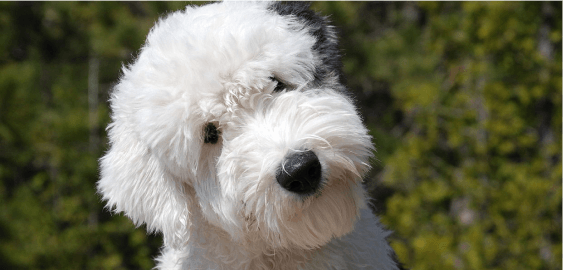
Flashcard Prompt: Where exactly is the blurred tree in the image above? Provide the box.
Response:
[313,1,561,269]
[0,2,192,269]
[0,1,560,269]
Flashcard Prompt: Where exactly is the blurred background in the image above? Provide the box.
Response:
[0,1,560,269]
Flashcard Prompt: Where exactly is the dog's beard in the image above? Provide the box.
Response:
[242,173,367,250]
[195,89,373,249]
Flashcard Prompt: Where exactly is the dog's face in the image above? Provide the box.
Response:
[99,1,374,250]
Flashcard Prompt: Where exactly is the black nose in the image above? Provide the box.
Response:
[276,150,322,195]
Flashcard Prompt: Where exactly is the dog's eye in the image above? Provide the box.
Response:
[269,76,287,92]
[203,123,220,144]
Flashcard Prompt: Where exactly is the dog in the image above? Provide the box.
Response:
[98,1,399,269]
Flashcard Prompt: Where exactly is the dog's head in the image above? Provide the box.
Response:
[98,1,374,250]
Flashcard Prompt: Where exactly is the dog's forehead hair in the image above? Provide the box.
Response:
[268,2,344,88]
[197,1,347,121]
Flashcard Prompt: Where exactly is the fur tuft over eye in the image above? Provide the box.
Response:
[269,76,287,92]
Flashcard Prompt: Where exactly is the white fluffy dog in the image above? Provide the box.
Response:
[98,1,399,269]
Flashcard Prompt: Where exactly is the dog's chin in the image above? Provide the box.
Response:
[238,178,367,250]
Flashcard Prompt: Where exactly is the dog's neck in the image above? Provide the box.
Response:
[154,183,396,269]
[174,183,314,269]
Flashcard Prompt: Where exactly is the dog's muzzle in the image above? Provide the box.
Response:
[276,150,321,195]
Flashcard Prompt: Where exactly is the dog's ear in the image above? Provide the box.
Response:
[98,119,192,248]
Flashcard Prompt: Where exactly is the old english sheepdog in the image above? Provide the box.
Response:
[98,1,399,269]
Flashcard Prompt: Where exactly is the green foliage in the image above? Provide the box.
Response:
[313,1,561,269]
[0,2,195,269]
[0,2,560,269]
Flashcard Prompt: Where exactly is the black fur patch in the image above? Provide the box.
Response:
[268,1,344,87]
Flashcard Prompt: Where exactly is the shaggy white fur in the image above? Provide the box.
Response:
[98,1,399,269]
